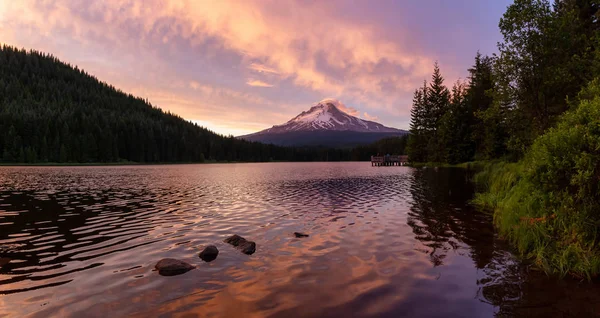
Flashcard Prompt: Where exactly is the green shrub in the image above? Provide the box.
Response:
[474,79,600,279]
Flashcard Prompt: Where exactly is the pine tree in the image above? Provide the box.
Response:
[467,52,503,159]
[409,81,427,132]
[59,144,68,163]
[407,81,429,162]
[427,62,451,129]
[18,147,25,163]
[439,81,474,164]
[425,62,450,162]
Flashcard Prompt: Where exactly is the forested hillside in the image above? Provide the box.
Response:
[0,46,408,164]
[0,45,383,163]
[0,46,258,162]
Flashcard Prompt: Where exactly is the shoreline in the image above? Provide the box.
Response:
[0,160,374,167]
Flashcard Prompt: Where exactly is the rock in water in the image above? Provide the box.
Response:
[223,234,244,246]
[224,235,256,255]
[294,232,309,238]
[0,258,10,268]
[239,241,256,255]
[155,258,195,276]
[199,245,219,262]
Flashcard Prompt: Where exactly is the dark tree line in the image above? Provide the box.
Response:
[407,0,600,164]
[407,55,498,164]
[0,45,406,164]
[350,135,408,160]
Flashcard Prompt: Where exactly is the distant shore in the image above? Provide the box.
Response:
[0,161,240,167]
[0,160,375,167]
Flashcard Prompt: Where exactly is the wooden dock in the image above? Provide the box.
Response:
[371,155,409,166]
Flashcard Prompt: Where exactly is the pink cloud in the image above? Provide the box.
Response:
[2,1,434,106]
[319,98,359,117]
[248,63,279,74]
[246,79,274,87]
[363,112,379,121]
[0,0,485,134]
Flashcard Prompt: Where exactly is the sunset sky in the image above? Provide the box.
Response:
[0,0,512,136]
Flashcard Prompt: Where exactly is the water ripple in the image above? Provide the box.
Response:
[0,164,599,317]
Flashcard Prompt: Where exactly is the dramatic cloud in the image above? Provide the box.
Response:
[318,98,360,117]
[0,0,510,135]
[248,63,280,75]
[340,105,360,117]
[363,112,379,122]
[246,79,274,88]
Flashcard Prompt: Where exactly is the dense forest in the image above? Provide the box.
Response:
[407,0,599,164]
[405,0,600,278]
[0,45,406,164]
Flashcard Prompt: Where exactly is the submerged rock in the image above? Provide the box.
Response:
[294,232,309,238]
[224,234,244,246]
[199,245,219,262]
[0,258,10,268]
[224,234,256,255]
[155,258,195,276]
[239,241,256,255]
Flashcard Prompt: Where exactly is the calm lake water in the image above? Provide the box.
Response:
[0,163,599,317]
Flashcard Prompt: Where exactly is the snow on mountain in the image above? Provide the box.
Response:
[238,99,407,147]
[246,99,403,135]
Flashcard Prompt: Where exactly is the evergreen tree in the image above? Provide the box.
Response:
[425,62,451,162]
[427,62,451,129]
[439,81,474,164]
[404,0,600,166]
[467,52,504,159]
[407,63,451,163]
[407,81,429,162]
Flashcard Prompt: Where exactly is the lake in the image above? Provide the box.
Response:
[0,163,598,317]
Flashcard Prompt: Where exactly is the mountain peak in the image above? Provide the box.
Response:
[315,98,343,110]
[238,99,408,146]
[242,99,406,136]
[288,99,346,126]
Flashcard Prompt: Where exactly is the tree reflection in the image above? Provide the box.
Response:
[407,167,600,316]
[407,167,495,269]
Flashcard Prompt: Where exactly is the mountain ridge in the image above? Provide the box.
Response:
[239,99,407,147]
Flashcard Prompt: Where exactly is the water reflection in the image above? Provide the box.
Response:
[407,167,600,317]
[407,167,495,268]
[0,189,176,295]
[0,164,599,317]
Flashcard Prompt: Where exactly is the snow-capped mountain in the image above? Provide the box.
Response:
[259,99,401,133]
[239,99,407,147]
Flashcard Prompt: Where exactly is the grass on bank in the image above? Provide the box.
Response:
[472,79,600,279]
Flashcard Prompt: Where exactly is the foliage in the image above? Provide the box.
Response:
[407,81,429,162]
[469,53,506,160]
[495,0,600,157]
[439,81,474,164]
[408,0,600,164]
[407,56,495,164]
[406,63,451,162]
[474,79,600,278]
[351,135,409,160]
[406,0,600,277]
